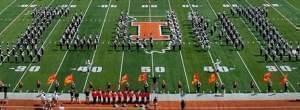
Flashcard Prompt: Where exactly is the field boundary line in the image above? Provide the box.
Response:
[207,0,262,92]
[236,0,297,92]
[248,0,299,30]
[12,0,70,92]
[0,0,37,38]
[167,0,190,92]
[184,0,224,84]
[83,0,113,92]
[130,15,164,18]
[0,0,18,15]
[117,0,130,90]
[284,0,300,12]
[0,0,38,66]
[47,0,93,92]
[117,52,125,90]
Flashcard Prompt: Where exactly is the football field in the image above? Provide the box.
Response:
[0,0,299,94]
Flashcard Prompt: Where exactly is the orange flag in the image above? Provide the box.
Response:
[138,72,147,83]
[208,73,217,84]
[120,74,128,84]
[64,74,74,86]
[263,72,272,82]
[280,74,288,85]
[47,74,57,84]
[192,73,200,85]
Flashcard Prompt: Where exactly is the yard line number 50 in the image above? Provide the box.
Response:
[266,65,292,72]
[15,66,40,72]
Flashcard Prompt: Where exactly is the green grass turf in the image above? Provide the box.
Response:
[0,0,299,94]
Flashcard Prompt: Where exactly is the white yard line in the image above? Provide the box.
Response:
[180,51,191,92]
[82,0,113,92]
[167,0,190,92]
[130,15,164,18]
[208,0,261,92]
[258,0,299,29]
[184,0,224,84]
[127,0,131,15]
[12,0,72,92]
[0,0,38,66]
[0,0,18,15]
[238,0,297,92]
[284,0,300,12]
[47,0,93,93]
[148,0,152,22]
[207,51,224,83]
[117,0,130,90]
[236,52,262,92]
[117,52,125,90]
[148,0,155,77]
[0,0,36,38]
[151,53,154,77]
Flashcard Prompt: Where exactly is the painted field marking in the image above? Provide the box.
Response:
[0,0,17,15]
[117,0,131,91]
[0,0,36,39]
[141,4,157,8]
[83,0,113,91]
[168,0,190,92]
[18,4,37,8]
[47,0,93,92]
[208,0,262,92]
[237,0,297,92]
[60,4,77,8]
[245,0,299,30]
[12,0,70,92]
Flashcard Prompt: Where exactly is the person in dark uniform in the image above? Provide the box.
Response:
[88,81,94,89]
[74,90,80,104]
[283,81,288,93]
[54,80,60,93]
[232,81,238,93]
[250,80,255,94]
[178,81,183,95]
[14,55,18,63]
[127,41,131,50]
[71,82,76,90]
[151,75,159,92]
[214,81,219,94]
[3,84,8,100]
[106,82,111,90]
[153,97,158,110]
[84,89,90,104]
[220,83,225,96]
[267,80,272,93]
[70,89,75,103]
[161,80,167,93]
[143,82,149,92]
[0,54,4,63]
[180,99,186,110]
[136,41,140,51]
[36,80,41,92]
[18,82,23,93]
[125,82,130,91]
[196,81,202,94]
[149,37,153,50]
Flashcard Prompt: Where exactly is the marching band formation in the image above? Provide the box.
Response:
[0,6,69,63]
[233,6,300,61]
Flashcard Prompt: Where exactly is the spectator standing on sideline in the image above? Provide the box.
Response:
[180,99,185,110]
[84,89,90,104]
[74,90,80,104]
[70,90,75,103]
[153,97,158,110]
